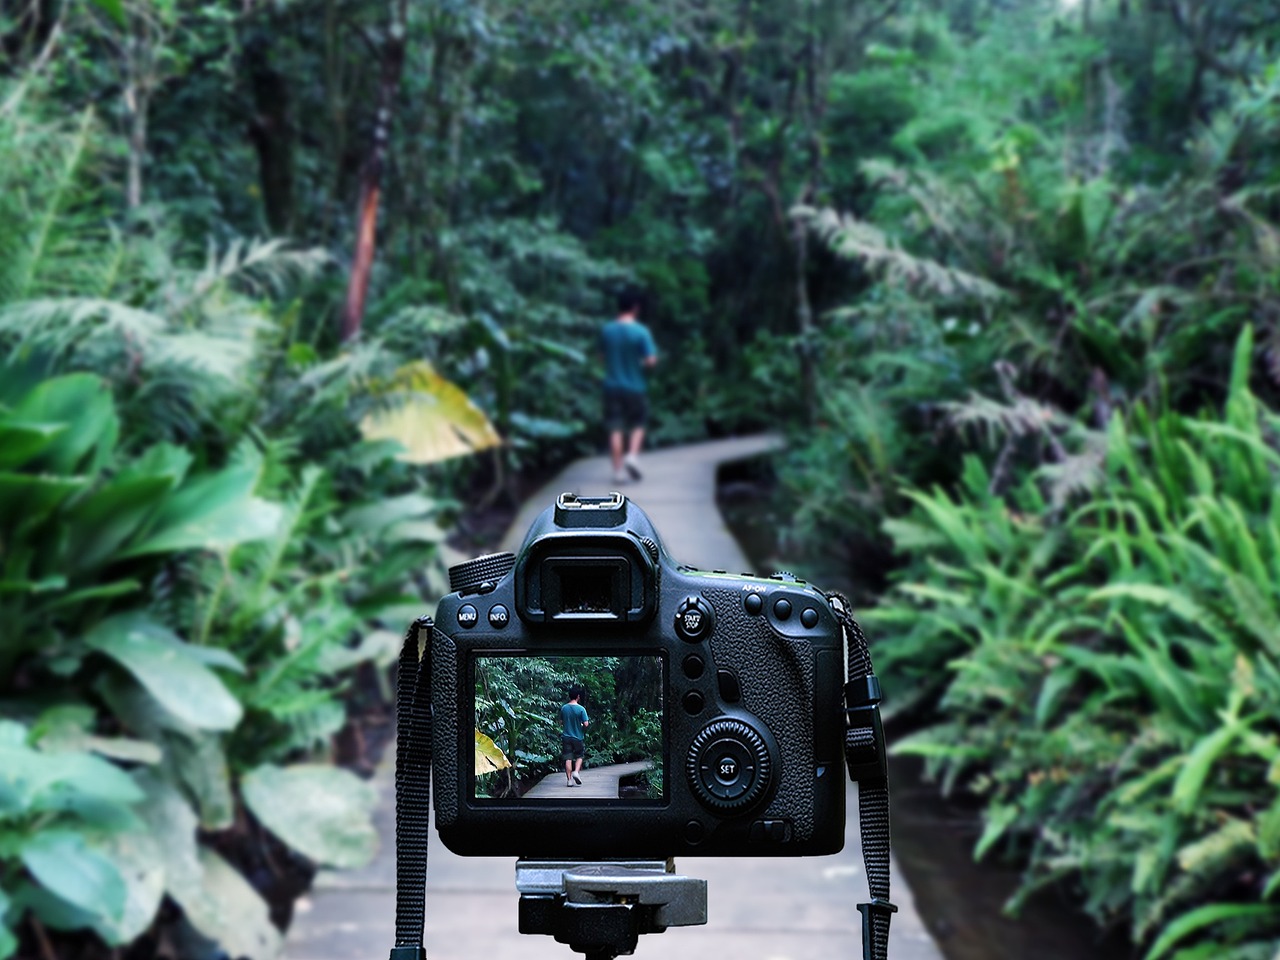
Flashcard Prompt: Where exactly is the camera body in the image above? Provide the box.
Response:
[431,492,846,859]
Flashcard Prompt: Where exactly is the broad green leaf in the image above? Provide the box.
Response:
[173,848,281,960]
[359,361,502,464]
[119,462,283,558]
[84,614,242,731]
[87,826,165,945]
[0,472,88,528]
[476,729,512,775]
[342,493,437,534]
[20,830,127,925]
[132,771,202,904]
[241,764,378,868]
[64,457,188,571]
[0,420,66,469]
[0,736,142,816]
[12,373,118,474]
[172,732,235,830]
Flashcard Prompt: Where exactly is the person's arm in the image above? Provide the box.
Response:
[642,328,658,368]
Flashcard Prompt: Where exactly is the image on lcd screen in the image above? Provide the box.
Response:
[473,655,663,801]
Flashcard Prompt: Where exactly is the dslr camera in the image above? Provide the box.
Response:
[431,491,848,858]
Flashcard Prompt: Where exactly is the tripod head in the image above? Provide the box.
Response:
[516,860,707,960]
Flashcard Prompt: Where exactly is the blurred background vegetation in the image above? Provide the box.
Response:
[1,0,1279,957]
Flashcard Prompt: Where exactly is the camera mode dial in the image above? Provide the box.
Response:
[686,718,772,814]
[449,552,516,594]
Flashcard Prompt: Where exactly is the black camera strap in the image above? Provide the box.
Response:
[389,615,433,960]
[828,592,898,960]
[386,602,895,960]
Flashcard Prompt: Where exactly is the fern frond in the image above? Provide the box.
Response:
[799,206,1005,302]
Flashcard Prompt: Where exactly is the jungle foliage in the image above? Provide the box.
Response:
[3,0,1280,957]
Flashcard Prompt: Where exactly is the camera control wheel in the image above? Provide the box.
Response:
[449,552,517,594]
[686,718,772,814]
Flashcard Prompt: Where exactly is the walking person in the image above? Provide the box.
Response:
[600,290,658,484]
[561,687,590,787]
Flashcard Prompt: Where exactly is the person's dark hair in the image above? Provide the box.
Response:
[616,289,643,315]
[569,686,584,701]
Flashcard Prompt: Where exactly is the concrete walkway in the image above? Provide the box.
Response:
[285,436,944,960]
[523,761,655,799]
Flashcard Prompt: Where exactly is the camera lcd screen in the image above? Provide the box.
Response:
[472,655,664,802]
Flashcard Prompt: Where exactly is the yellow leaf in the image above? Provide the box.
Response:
[475,729,511,775]
[359,361,501,465]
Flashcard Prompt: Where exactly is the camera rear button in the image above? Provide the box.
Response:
[683,655,705,679]
[457,604,479,628]
[487,604,510,628]
[773,598,792,620]
[682,691,705,715]
[800,607,819,628]
[743,593,763,615]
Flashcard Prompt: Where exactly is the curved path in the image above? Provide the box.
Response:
[285,436,943,960]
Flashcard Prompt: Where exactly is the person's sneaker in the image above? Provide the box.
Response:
[624,454,643,480]
[613,468,628,484]
[573,774,582,785]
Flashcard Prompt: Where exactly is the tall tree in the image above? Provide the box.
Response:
[341,0,410,342]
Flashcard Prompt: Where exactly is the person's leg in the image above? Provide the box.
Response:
[623,392,647,479]
[573,757,583,784]
[610,430,625,474]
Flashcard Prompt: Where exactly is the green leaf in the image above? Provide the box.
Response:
[241,764,378,869]
[20,830,127,925]
[87,826,165,945]
[0,420,67,470]
[86,0,126,26]
[84,614,243,731]
[1144,903,1277,960]
[119,462,283,558]
[12,373,118,474]
[1173,725,1245,814]
[974,802,1019,861]
[173,849,281,960]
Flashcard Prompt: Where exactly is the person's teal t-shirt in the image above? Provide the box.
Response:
[561,702,589,740]
[600,320,657,394]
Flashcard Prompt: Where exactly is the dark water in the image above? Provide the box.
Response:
[715,460,1132,960]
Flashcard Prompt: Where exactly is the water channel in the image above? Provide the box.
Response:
[715,458,1133,960]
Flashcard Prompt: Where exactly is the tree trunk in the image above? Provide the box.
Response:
[341,0,409,343]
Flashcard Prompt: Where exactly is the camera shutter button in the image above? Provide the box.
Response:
[675,596,714,641]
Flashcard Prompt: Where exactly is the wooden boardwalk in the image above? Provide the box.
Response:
[285,436,943,960]
[522,760,655,799]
